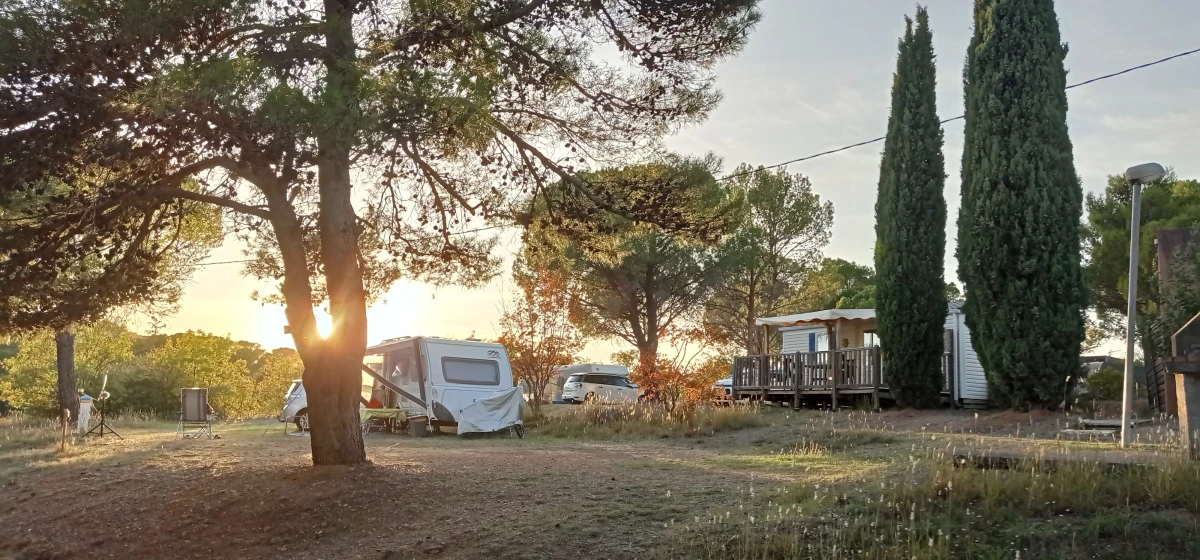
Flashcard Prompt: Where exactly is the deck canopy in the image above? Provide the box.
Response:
[755,309,876,327]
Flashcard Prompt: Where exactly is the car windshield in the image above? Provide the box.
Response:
[566,374,584,383]
[286,381,302,397]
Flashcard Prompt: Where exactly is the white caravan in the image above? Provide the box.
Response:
[365,337,516,429]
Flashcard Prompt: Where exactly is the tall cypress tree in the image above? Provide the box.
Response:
[958,0,1086,409]
[875,7,947,408]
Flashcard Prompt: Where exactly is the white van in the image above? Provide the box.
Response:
[559,364,639,404]
[365,336,515,429]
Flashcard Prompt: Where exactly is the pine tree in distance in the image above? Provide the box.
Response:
[874,7,947,408]
[958,0,1086,410]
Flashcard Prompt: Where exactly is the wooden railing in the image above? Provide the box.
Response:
[732,346,953,398]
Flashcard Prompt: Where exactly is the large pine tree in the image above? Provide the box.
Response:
[875,7,947,409]
[958,0,1086,409]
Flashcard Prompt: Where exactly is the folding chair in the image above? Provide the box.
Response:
[178,388,214,439]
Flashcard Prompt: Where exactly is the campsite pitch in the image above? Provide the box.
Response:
[0,407,1195,559]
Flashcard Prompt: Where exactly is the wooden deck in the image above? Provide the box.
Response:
[731,347,954,410]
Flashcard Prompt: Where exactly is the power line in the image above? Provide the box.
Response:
[717,46,1200,183]
[192,47,1199,268]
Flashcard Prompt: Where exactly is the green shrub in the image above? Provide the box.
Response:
[1087,367,1123,400]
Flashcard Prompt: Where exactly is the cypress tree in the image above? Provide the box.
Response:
[957,0,1086,409]
[875,7,947,408]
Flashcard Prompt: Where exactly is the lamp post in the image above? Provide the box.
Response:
[1120,162,1166,448]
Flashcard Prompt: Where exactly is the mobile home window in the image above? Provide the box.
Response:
[441,357,501,385]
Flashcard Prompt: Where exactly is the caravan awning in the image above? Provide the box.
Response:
[755,309,876,327]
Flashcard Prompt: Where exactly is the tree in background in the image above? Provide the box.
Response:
[704,165,833,355]
[0,177,220,429]
[525,156,744,369]
[609,350,640,370]
[1,0,761,465]
[497,261,585,412]
[1083,171,1200,347]
[793,259,877,312]
[251,349,305,416]
[0,325,300,419]
[958,0,1086,409]
[0,322,135,417]
[874,7,947,408]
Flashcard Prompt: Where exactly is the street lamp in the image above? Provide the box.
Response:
[1120,162,1166,448]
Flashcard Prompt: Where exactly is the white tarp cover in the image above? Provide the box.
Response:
[755,308,876,327]
[456,386,524,435]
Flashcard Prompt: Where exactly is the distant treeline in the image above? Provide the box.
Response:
[0,322,300,419]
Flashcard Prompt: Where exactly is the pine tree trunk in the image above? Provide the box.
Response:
[304,341,367,465]
[54,329,79,429]
[305,0,368,466]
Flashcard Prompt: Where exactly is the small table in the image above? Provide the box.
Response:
[360,408,407,434]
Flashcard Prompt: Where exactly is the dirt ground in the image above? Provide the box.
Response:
[0,407,1182,560]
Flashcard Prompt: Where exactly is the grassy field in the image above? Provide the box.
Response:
[0,405,1195,560]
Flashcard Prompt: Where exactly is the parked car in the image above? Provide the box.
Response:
[713,376,734,403]
[280,379,308,431]
[562,373,640,404]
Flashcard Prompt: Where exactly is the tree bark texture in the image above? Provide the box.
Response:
[304,0,368,466]
[55,329,79,429]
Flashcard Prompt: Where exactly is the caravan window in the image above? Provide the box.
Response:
[442,357,501,385]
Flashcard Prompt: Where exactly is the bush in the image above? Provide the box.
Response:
[1087,367,1123,400]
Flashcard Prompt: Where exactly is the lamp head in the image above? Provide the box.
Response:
[1125,163,1166,185]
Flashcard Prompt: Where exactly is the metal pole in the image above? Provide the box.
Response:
[1121,180,1143,448]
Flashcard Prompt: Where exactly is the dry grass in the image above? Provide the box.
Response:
[4,408,1196,560]
[671,446,1200,560]
[537,401,766,439]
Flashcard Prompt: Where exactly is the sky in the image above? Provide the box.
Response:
[158,0,1200,360]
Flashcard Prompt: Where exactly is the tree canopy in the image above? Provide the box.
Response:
[958,0,1086,410]
[0,0,763,464]
[874,7,946,408]
[1083,170,1200,339]
[525,155,744,366]
[703,165,833,355]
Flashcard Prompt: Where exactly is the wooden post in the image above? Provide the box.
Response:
[1156,229,1192,417]
[793,352,803,409]
[760,355,770,402]
[731,357,740,400]
[872,346,882,411]
[944,329,957,408]
[829,322,840,412]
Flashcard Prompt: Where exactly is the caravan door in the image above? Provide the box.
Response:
[383,346,427,418]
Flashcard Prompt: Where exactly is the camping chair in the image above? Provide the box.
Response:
[178,388,214,439]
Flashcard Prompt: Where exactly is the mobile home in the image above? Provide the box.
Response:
[736,302,989,407]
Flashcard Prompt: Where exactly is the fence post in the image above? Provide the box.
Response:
[830,350,840,411]
[872,347,882,411]
[731,357,741,400]
[793,352,803,409]
[760,354,769,402]
[944,328,957,408]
